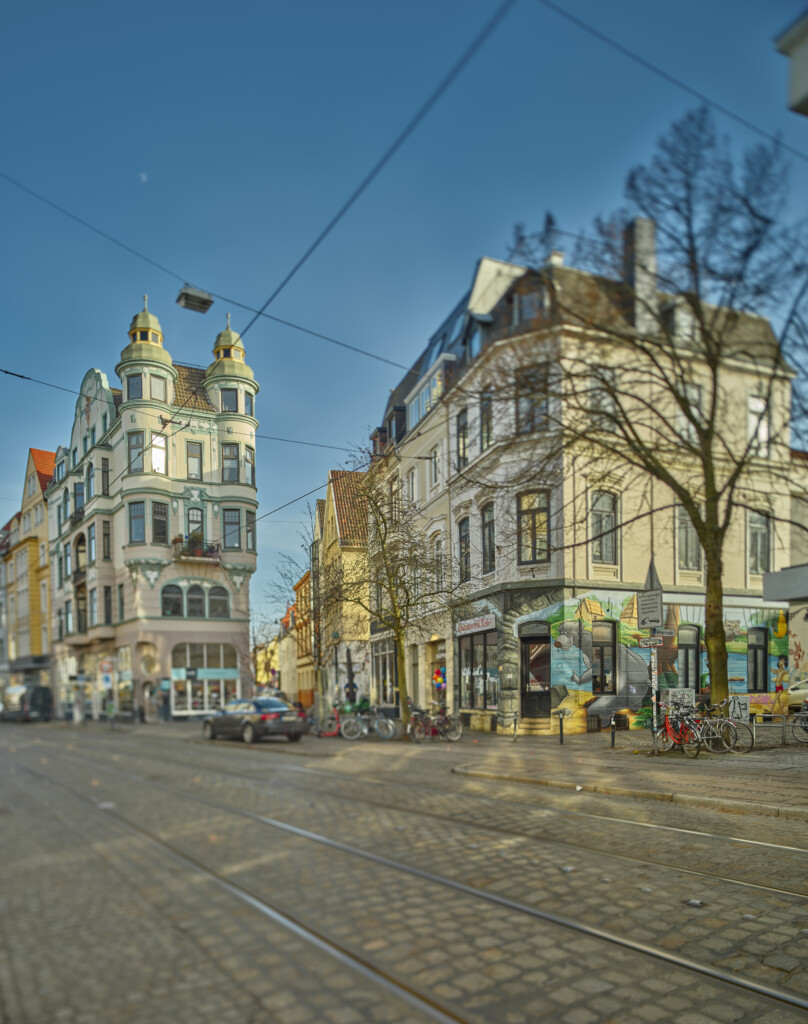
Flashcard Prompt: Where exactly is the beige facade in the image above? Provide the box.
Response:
[2,449,55,696]
[47,302,258,719]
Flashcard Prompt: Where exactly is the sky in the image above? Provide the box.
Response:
[1,0,807,627]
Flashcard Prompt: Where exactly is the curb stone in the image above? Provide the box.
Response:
[452,765,808,820]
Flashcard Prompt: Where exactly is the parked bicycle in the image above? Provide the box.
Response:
[792,698,808,743]
[656,701,700,757]
[340,704,396,741]
[317,701,350,737]
[410,701,463,743]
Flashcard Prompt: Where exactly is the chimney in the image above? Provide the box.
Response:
[623,217,657,336]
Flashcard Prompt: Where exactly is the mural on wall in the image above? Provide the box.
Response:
[514,591,792,729]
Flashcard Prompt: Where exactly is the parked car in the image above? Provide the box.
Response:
[1,685,53,722]
[202,697,307,744]
[787,671,808,709]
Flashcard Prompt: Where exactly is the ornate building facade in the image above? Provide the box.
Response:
[47,301,259,718]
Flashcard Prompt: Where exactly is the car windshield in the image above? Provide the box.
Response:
[254,698,290,711]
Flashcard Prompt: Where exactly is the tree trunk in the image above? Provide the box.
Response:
[703,554,729,705]
[395,633,410,728]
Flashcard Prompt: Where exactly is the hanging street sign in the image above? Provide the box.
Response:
[637,589,663,630]
[639,635,664,648]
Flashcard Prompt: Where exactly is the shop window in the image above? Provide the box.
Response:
[678,625,700,690]
[747,627,768,693]
[459,631,498,710]
[372,637,398,706]
[591,621,616,694]
[187,585,205,618]
[162,585,183,617]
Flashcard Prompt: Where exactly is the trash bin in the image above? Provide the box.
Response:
[586,715,601,733]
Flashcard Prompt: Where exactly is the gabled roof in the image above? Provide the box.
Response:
[30,449,56,493]
[173,364,216,412]
[110,387,123,413]
[330,470,367,546]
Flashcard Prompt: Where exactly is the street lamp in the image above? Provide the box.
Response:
[176,284,214,313]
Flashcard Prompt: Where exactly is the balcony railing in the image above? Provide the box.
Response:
[172,539,220,561]
[73,567,86,585]
[70,506,85,527]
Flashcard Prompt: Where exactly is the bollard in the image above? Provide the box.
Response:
[611,714,616,748]
[783,713,787,747]
[559,712,564,745]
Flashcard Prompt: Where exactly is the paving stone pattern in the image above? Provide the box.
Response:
[3,725,808,1023]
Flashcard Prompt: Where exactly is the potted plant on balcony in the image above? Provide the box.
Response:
[188,530,204,556]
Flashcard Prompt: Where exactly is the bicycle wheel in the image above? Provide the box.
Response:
[340,716,363,740]
[791,715,808,743]
[374,717,396,740]
[318,714,338,737]
[655,727,674,752]
[704,721,735,753]
[443,716,463,741]
[680,724,700,758]
[410,718,428,743]
[731,722,754,753]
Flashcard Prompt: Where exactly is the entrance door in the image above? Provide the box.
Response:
[521,636,552,718]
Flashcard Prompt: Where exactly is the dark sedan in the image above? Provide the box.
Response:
[202,698,307,744]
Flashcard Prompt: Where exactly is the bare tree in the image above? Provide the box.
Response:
[498,107,808,704]
[317,461,473,726]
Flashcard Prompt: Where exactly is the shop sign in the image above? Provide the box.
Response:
[435,641,446,661]
[186,667,198,681]
[160,678,171,692]
[455,614,497,636]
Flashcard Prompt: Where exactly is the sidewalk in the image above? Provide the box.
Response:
[45,717,808,821]
[450,726,808,821]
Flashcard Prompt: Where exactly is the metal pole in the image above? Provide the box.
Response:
[559,711,564,745]
[650,641,659,755]
[611,714,616,748]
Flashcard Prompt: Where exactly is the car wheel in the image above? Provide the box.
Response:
[203,722,215,741]
[242,723,256,745]
[287,733,302,743]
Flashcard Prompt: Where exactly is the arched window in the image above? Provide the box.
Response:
[187,585,206,618]
[162,585,183,617]
[209,586,230,619]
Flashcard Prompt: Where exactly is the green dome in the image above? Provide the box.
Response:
[128,295,163,336]
[214,314,245,354]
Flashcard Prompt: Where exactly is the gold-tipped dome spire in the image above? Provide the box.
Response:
[128,294,164,345]
[213,313,245,361]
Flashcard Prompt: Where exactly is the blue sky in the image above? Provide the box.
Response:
[1,0,806,624]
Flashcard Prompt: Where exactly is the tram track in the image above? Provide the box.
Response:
[23,731,808,900]
[4,740,808,1017]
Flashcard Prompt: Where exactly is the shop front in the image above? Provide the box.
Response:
[456,613,499,730]
[170,641,240,716]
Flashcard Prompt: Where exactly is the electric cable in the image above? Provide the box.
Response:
[237,0,519,338]
[533,0,808,166]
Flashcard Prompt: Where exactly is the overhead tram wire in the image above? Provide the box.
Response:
[0,0,519,373]
[237,0,519,339]
[532,0,808,167]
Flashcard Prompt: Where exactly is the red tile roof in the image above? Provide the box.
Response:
[330,470,367,546]
[30,449,56,493]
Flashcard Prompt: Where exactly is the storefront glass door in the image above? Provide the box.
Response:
[521,635,551,718]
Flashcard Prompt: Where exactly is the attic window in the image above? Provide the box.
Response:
[139,330,149,341]
[150,331,159,342]
[222,348,231,358]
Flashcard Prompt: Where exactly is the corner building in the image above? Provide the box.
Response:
[47,301,259,718]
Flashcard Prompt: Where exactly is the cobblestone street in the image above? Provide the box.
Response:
[2,721,808,1023]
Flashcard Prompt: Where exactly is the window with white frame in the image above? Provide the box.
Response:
[458,518,470,582]
[150,375,166,402]
[151,434,167,474]
[748,510,770,574]
[223,508,241,549]
[515,364,550,434]
[517,492,549,565]
[406,468,417,504]
[481,503,495,574]
[480,388,493,451]
[677,506,701,571]
[591,491,618,565]
[747,395,770,456]
[128,431,144,473]
[429,446,440,487]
